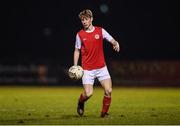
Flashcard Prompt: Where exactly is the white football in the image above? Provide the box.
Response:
[68,65,84,80]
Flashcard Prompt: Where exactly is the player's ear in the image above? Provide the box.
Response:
[91,17,93,22]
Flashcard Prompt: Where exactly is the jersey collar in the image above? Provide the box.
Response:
[85,26,95,33]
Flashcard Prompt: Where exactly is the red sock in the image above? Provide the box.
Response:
[79,93,89,103]
[101,96,111,113]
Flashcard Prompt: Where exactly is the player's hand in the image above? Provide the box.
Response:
[113,41,120,52]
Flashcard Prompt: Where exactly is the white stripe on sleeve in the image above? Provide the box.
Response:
[75,34,81,49]
[102,28,113,42]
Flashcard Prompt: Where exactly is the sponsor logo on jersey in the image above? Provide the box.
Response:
[83,38,87,41]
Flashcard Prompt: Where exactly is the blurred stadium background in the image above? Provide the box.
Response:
[2,0,180,87]
[1,0,180,125]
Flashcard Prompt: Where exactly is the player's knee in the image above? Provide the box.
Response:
[105,88,112,96]
[85,91,93,98]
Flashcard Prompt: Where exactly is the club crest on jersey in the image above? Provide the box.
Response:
[94,34,100,39]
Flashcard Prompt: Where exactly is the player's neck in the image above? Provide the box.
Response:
[85,25,94,33]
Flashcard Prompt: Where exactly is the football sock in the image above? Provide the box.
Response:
[101,95,111,113]
[79,93,89,103]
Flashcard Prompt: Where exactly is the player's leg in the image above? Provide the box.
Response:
[77,84,93,116]
[77,70,95,116]
[100,78,112,117]
[96,66,112,117]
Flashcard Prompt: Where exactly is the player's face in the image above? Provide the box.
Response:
[81,17,92,29]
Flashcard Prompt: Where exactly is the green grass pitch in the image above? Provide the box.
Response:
[0,86,180,125]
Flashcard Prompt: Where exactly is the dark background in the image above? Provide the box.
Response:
[1,0,180,86]
[4,0,180,63]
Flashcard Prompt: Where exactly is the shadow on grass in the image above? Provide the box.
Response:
[60,114,87,119]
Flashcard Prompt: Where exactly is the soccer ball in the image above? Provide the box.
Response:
[68,65,84,80]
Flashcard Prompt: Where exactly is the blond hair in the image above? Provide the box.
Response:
[78,9,93,19]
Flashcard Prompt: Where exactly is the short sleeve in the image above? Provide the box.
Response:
[75,34,81,49]
[102,28,113,42]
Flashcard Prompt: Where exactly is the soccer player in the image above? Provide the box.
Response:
[73,9,120,118]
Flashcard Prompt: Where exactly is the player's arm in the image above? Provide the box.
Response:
[110,39,120,52]
[74,48,80,66]
[102,28,120,52]
[74,33,81,65]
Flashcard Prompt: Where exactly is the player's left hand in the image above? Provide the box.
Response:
[113,41,120,52]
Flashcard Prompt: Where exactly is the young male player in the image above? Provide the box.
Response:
[73,9,120,118]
